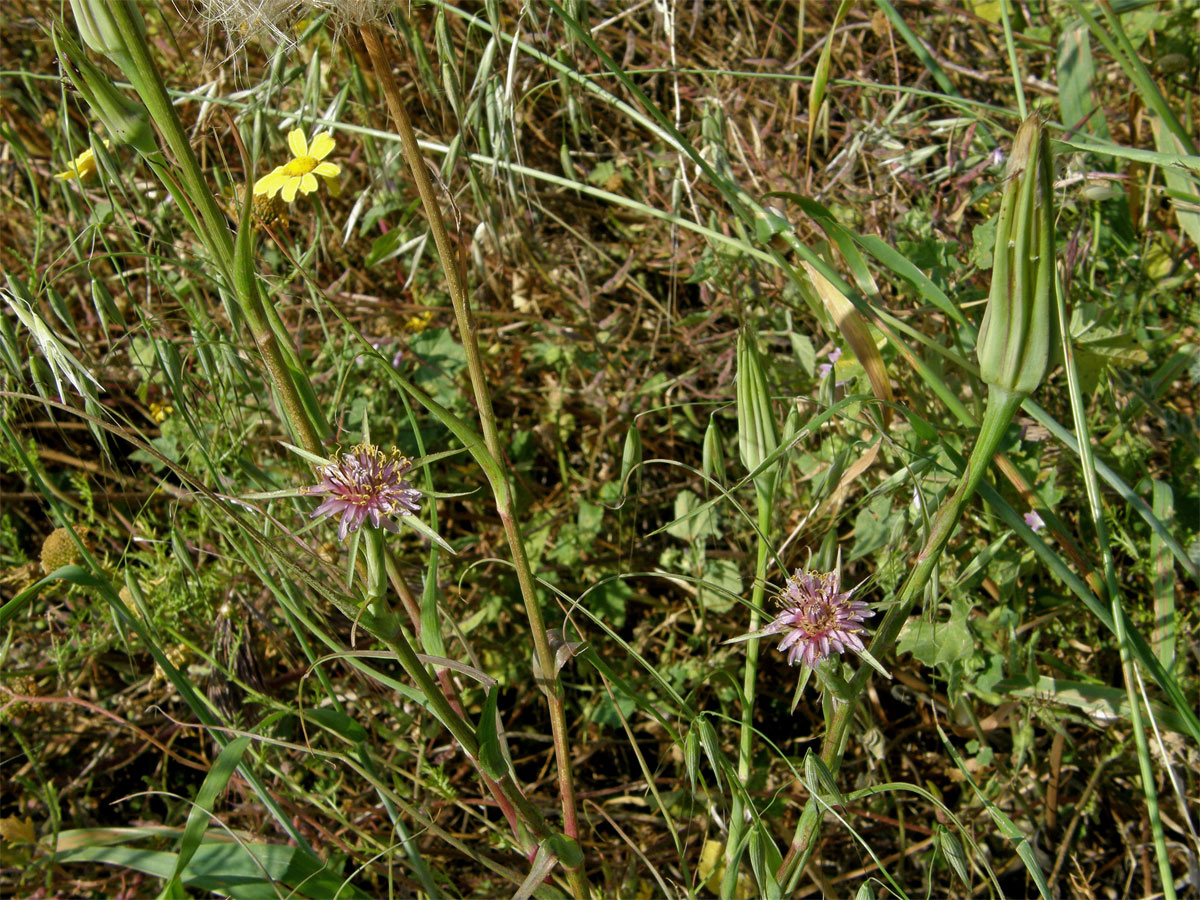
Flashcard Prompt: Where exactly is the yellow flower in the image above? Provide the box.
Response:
[54,139,110,181]
[405,310,434,334]
[254,129,340,203]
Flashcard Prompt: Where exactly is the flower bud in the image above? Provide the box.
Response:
[619,422,642,497]
[702,416,726,485]
[976,116,1057,399]
[68,0,145,61]
[53,28,157,155]
[736,329,779,500]
[68,0,144,64]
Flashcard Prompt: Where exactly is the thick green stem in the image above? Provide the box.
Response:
[778,388,1024,890]
[721,494,773,898]
[360,24,584,895]
[102,0,326,455]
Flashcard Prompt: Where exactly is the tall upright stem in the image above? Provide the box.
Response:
[721,495,773,898]
[359,22,583,885]
[104,0,326,456]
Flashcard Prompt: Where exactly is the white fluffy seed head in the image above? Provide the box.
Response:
[198,0,393,50]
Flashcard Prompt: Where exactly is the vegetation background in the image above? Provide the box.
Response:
[0,0,1197,898]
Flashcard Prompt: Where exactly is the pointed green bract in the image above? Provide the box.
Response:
[52,28,156,155]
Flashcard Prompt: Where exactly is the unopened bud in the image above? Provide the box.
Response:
[53,28,156,155]
[736,329,779,500]
[976,116,1057,399]
[68,0,144,64]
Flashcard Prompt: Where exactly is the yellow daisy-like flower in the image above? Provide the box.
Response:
[254,129,340,203]
[54,140,111,181]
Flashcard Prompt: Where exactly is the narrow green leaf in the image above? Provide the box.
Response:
[806,0,854,166]
[158,737,252,900]
[936,723,1051,900]
[402,514,456,555]
[543,832,584,869]
[303,708,369,744]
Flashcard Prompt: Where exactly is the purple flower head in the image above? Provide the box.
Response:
[817,346,843,378]
[764,561,874,668]
[1024,510,1045,532]
[308,444,421,541]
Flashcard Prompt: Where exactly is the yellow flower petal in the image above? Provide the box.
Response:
[299,172,318,194]
[308,131,335,160]
[254,167,288,197]
[321,174,342,198]
[281,176,301,203]
[287,129,308,159]
[314,161,339,178]
[54,149,94,180]
[54,140,111,181]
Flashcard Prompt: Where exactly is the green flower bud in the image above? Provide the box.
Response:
[68,0,144,65]
[736,329,779,501]
[702,416,726,485]
[620,422,642,496]
[976,116,1058,399]
[53,28,157,155]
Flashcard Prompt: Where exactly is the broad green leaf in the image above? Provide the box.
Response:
[665,489,719,540]
[896,600,973,668]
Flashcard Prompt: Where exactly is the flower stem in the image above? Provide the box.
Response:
[360,23,585,894]
[101,0,326,457]
[722,493,773,898]
[373,623,552,848]
[777,387,1024,890]
[1052,270,1177,899]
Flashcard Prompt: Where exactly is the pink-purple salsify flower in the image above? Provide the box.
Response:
[764,561,874,668]
[817,346,843,378]
[308,443,421,541]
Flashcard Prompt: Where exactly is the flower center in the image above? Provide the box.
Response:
[800,599,837,635]
[283,156,318,177]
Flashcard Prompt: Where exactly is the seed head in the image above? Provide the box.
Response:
[40,525,88,574]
